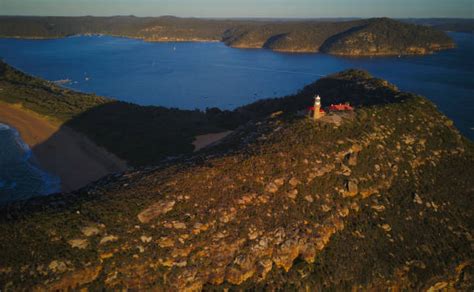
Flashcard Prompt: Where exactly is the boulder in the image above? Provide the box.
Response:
[137,200,176,223]
[287,189,298,199]
[68,239,88,249]
[289,177,300,187]
[81,225,101,237]
[344,180,359,197]
[265,182,279,193]
[99,235,118,245]
[48,260,68,273]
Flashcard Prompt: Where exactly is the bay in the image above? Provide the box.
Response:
[0,33,472,139]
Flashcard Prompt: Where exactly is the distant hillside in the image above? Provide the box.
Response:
[320,18,455,56]
[402,18,474,34]
[0,16,454,56]
[0,68,472,290]
[222,20,365,52]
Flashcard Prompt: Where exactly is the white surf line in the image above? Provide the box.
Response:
[2,122,61,195]
[213,63,326,77]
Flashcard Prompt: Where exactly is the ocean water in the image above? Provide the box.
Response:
[0,123,60,203]
[0,32,472,201]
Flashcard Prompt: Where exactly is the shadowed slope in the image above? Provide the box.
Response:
[0,61,235,167]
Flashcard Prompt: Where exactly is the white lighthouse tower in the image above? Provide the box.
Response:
[313,95,322,120]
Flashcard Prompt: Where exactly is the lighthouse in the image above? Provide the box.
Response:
[313,95,322,120]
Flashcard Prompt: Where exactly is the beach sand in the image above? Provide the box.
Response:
[193,131,233,152]
[0,103,128,192]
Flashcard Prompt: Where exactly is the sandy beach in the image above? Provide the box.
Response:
[193,131,233,152]
[0,103,128,192]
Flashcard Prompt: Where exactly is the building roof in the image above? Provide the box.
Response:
[329,103,354,111]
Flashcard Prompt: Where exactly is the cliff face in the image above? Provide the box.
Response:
[0,70,472,290]
[0,16,455,56]
[320,18,455,56]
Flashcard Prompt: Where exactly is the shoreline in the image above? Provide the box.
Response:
[0,33,454,57]
[0,122,61,197]
[0,103,128,193]
[193,131,233,152]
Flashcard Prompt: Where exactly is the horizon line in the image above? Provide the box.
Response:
[0,15,472,20]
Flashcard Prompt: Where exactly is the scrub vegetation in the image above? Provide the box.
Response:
[0,16,455,55]
[0,64,472,290]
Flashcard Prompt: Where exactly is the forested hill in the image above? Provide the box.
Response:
[320,18,455,56]
[0,67,473,290]
[402,18,474,34]
[0,16,454,56]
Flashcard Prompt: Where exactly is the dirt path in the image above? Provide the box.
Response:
[0,103,128,192]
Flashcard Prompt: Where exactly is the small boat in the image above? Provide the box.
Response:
[53,79,72,85]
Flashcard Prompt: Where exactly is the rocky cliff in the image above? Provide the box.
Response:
[0,70,472,290]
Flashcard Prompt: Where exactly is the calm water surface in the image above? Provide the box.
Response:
[0,32,472,200]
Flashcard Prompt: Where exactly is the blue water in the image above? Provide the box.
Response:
[0,33,472,138]
[0,33,472,200]
[0,123,60,203]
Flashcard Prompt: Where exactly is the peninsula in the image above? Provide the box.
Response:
[0,62,472,290]
[0,16,455,56]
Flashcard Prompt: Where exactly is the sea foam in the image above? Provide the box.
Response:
[0,123,11,131]
[2,123,61,196]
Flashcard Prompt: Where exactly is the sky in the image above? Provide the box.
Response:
[1,0,473,18]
